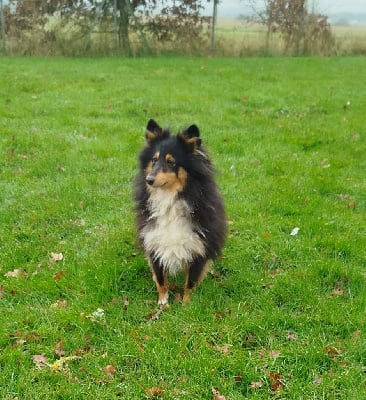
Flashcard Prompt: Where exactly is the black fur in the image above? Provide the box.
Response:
[134,119,226,304]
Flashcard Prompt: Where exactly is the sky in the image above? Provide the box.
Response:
[216,0,366,17]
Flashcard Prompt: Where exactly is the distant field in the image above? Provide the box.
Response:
[215,17,366,55]
[0,57,365,399]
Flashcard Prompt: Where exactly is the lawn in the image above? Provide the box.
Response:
[0,56,365,399]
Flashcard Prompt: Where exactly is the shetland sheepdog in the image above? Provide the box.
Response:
[134,119,226,304]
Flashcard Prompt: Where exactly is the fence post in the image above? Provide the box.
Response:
[113,0,119,50]
[211,0,218,51]
[0,0,6,53]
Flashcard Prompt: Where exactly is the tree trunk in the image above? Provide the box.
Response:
[117,0,131,55]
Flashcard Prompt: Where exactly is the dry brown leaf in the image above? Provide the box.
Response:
[286,332,298,341]
[258,349,266,358]
[104,364,117,377]
[215,344,231,354]
[352,329,361,341]
[211,387,227,400]
[32,354,49,369]
[250,381,264,389]
[4,269,28,278]
[50,299,68,309]
[53,270,66,281]
[269,350,281,358]
[324,346,341,356]
[331,287,346,297]
[50,252,64,262]
[269,372,283,391]
[145,387,165,397]
[54,341,66,357]
[14,339,26,347]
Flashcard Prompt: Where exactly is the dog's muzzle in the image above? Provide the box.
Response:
[146,175,155,186]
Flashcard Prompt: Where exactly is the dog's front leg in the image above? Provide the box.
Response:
[149,258,169,305]
[183,257,210,303]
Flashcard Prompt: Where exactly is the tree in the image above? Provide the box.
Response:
[244,0,334,55]
[5,0,210,55]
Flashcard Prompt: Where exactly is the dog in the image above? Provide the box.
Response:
[134,119,226,304]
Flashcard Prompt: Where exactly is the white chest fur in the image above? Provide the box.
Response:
[141,189,205,275]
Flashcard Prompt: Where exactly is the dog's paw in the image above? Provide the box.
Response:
[158,292,169,305]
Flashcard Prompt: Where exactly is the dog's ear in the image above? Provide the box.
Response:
[145,119,169,145]
[179,124,202,153]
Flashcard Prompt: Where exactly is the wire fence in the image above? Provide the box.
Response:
[0,0,220,56]
[1,1,365,56]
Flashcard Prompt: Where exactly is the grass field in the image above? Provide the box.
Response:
[0,57,365,399]
[215,19,366,56]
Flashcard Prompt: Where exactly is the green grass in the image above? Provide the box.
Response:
[0,57,365,399]
[215,19,366,56]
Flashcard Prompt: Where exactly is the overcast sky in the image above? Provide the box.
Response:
[217,0,366,16]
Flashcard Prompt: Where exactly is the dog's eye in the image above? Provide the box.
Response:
[152,156,158,164]
[166,159,176,167]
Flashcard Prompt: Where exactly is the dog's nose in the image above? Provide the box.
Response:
[146,175,155,186]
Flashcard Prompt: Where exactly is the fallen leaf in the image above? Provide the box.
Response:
[50,252,64,262]
[57,163,66,173]
[4,269,28,278]
[54,341,66,356]
[13,331,40,343]
[146,304,167,322]
[269,350,281,358]
[331,287,345,297]
[145,387,165,397]
[53,270,66,281]
[269,372,283,391]
[258,349,266,358]
[50,299,68,309]
[250,381,264,389]
[215,345,231,354]
[14,339,26,347]
[290,227,300,236]
[324,346,341,356]
[339,194,349,201]
[320,158,330,168]
[87,308,105,322]
[104,364,117,376]
[211,387,227,400]
[352,329,361,341]
[286,332,298,341]
[32,354,49,369]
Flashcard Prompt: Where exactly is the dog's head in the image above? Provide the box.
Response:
[140,119,204,193]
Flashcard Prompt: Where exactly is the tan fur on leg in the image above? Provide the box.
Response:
[148,258,169,305]
[183,260,211,302]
